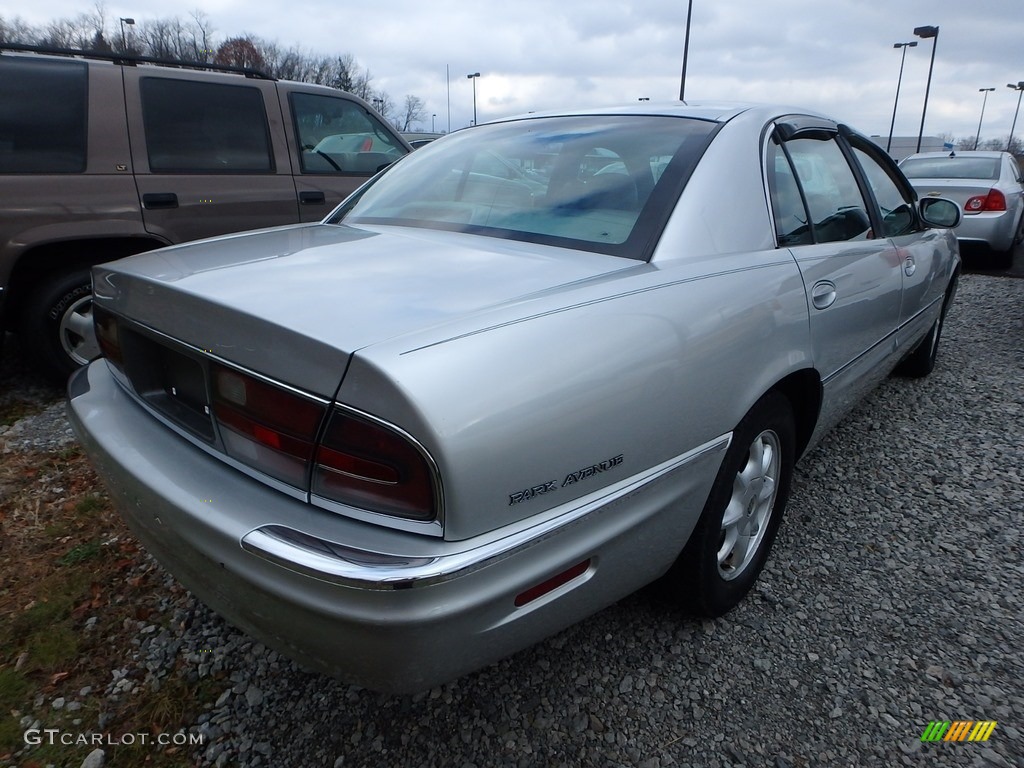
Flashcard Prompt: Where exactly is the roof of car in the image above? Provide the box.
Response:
[490,101,832,128]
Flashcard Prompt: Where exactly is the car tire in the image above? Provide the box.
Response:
[19,269,99,383]
[665,391,795,618]
[894,282,955,379]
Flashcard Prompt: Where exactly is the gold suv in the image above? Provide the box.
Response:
[0,44,410,379]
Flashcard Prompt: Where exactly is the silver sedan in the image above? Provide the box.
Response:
[900,150,1024,267]
[68,103,961,693]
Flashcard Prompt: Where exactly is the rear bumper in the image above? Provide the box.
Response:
[68,361,725,692]
[956,209,1019,252]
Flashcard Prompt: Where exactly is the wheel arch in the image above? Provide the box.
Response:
[768,368,822,461]
[3,236,167,330]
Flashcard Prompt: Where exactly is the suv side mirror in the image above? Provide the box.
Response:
[918,197,961,229]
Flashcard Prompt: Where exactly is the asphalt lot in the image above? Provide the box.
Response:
[1,242,1022,768]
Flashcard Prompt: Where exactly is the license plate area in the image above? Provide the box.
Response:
[120,328,214,442]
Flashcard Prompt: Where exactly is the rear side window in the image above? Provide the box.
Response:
[290,92,407,175]
[140,78,273,173]
[0,58,87,173]
[780,137,872,244]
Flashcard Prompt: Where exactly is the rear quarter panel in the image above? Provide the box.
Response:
[338,250,811,542]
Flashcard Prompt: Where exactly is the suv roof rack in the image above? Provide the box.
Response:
[0,42,275,80]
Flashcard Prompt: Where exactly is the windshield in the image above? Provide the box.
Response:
[330,115,718,259]
[900,156,1000,181]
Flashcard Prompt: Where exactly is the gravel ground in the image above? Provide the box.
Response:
[3,273,1023,768]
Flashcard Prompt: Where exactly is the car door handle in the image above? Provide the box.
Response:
[810,280,837,310]
[142,192,178,210]
[904,256,916,277]
[299,191,326,205]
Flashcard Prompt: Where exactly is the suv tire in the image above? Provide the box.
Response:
[20,269,98,382]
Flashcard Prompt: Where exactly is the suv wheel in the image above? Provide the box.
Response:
[20,270,98,382]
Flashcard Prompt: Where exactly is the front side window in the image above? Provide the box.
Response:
[852,146,917,237]
[0,58,87,173]
[781,136,872,244]
[333,115,718,258]
[291,93,406,175]
[140,78,273,173]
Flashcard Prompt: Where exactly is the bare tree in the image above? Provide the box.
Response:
[399,95,426,131]
[0,15,41,44]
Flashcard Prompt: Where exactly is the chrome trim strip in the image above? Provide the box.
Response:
[240,433,731,590]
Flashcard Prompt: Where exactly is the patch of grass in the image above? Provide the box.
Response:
[24,625,79,672]
[73,495,105,516]
[58,540,102,567]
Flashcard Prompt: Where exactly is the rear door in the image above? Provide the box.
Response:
[278,86,411,222]
[123,67,299,244]
[767,120,902,428]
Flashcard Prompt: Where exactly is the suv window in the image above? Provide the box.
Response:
[0,58,87,173]
[291,93,405,175]
[852,146,917,238]
[140,78,273,172]
[780,136,872,244]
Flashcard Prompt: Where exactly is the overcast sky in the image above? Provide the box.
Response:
[8,0,1024,140]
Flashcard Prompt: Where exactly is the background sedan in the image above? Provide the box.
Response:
[900,150,1024,267]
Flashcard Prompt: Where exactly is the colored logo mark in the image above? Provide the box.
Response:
[921,721,997,742]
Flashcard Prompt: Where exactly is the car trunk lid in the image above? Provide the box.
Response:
[92,222,636,396]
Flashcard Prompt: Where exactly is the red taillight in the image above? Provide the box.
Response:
[211,364,327,488]
[93,306,124,369]
[313,410,436,521]
[964,188,1007,213]
[360,136,373,152]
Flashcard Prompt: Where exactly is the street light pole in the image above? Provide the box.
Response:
[886,41,917,153]
[913,25,939,154]
[432,113,436,132]
[678,0,694,101]
[119,17,134,52]
[1008,82,1024,153]
[974,87,995,150]
[466,72,480,126]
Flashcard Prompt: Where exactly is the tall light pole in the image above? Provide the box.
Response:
[974,87,995,150]
[886,41,917,153]
[914,25,939,153]
[466,72,480,126]
[119,17,134,52]
[431,113,436,132]
[1008,82,1024,153]
[678,0,694,101]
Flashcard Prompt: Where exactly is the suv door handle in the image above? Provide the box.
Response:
[299,191,326,205]
[142,193,178,210]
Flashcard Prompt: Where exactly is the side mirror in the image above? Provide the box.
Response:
[918,197,961,229]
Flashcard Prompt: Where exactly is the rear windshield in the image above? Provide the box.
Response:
[900,157,1000,181]
[333,115,718,259]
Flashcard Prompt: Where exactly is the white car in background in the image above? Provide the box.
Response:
[900,150,1024,268]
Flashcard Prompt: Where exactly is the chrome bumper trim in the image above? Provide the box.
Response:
[240,433,731,590]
